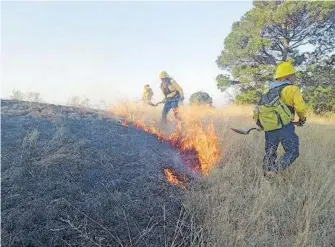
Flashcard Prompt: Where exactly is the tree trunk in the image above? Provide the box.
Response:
[281,23,290,61]
[282,39,289,61]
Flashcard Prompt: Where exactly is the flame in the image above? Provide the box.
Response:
[111,103,221,185]
[163,168,186,189]
[120,120,128,127]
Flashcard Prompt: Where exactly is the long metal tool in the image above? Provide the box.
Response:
[147,102,158,106]
[135,99,159,106]
[149,98,181,107]
[230,121,301,135]
[230,127,262,135]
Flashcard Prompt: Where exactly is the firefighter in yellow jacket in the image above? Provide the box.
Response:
[158,71,184,123]
[253,60,307,174]
[142,84,153,103]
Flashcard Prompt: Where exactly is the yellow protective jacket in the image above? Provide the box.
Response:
[142,87,153,101]
[253,82,307,121]
[160,79,184,100]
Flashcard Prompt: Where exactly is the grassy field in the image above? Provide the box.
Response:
[2,99,334,247]
[111,102,335,247]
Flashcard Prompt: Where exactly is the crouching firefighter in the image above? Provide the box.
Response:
[142,84,153,104]
[158,71,184,124]
[253,60,307,175]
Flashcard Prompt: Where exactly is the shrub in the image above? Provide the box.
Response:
[189,91,213,106]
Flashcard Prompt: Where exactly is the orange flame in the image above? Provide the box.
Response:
[163,168,186,189]
[111,104,220,185]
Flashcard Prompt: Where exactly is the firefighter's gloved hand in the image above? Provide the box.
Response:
[256,120,263,129]
[298,117,306,126]
[180,97,184,102]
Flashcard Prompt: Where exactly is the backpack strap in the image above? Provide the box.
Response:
[257,83,289,106]
[272,82,289,94]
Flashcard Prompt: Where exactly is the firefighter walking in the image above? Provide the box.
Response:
[253,60,307,175]
[158,71,184,124]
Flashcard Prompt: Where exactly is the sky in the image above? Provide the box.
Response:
[1,1,253,107]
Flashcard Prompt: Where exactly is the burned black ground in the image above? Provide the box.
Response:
[1,100,192,247]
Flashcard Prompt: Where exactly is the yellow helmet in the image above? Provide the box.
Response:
[159,71,169,79]
[274,60,296,79]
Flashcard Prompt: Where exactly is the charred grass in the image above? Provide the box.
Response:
[1,100,202,247]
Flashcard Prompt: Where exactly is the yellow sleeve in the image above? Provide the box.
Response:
[171,80,184,98]
[292,86,307,119]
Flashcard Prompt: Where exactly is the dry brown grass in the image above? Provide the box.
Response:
[111,102,335,247]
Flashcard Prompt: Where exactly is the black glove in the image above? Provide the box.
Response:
[298,117,306,126]
[256,119,263,129]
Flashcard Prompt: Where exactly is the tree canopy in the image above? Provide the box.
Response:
[216,0,335,111]
[189,91,213,106]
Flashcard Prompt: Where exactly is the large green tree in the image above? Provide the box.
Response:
[216,1,335,107]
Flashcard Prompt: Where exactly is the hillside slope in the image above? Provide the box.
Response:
[1,100,189,247]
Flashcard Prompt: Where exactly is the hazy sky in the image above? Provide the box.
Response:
[1,1,253,106]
